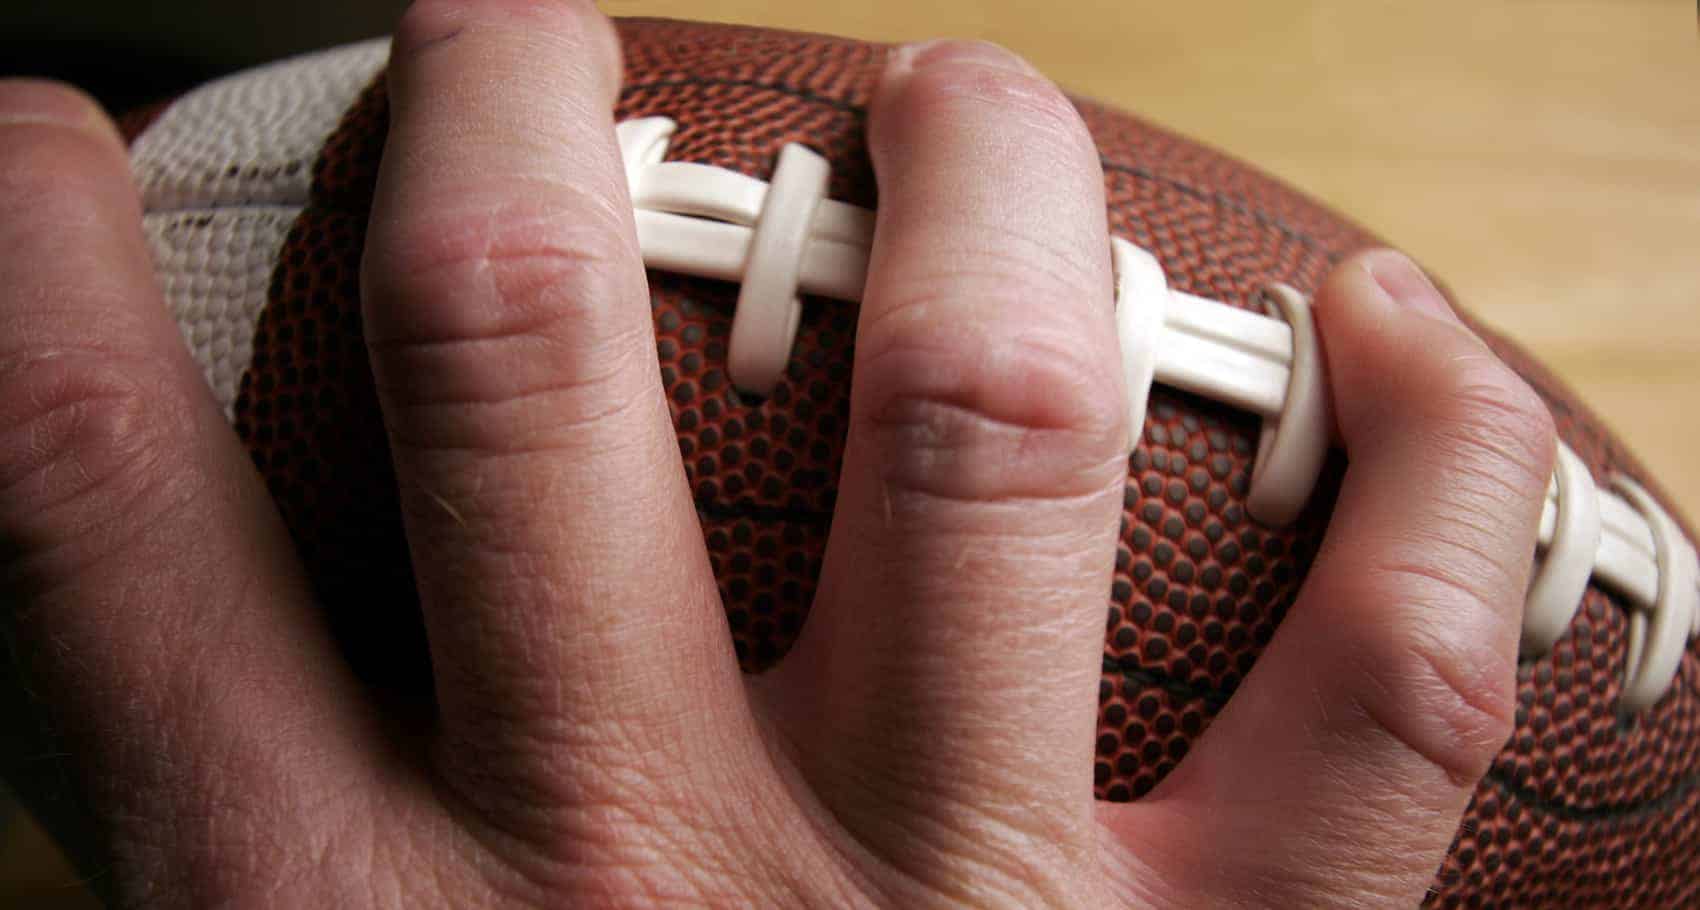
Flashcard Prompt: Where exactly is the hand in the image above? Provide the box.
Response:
[0,1,1555,906]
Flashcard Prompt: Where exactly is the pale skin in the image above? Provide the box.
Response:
[0,1,1558,906]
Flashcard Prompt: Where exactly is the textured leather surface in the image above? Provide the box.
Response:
[128,19,1700,907]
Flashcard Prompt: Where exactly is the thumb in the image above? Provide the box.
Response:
[1101,250,1555,907]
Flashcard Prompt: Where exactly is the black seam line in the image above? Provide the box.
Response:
[1102,655,1231,711]
[1097,161,1343,264]
[1107,654,1700,822]
[620,77,1346,264]
[1481,760,1700,825]
[696,498,831,526]
[622,77,864,114]
[713,503,1698,820]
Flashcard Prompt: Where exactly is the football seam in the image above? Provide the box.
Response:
[700,499,1700,820]
[695,498,829,526]
[1102,654,1231,711]
[144,77,1355,273]
[618,76,1352,264]
[623,77,864,114]
[1103,652,1700,819]
[1098,160,1346,264]
[1483,736,1700,823]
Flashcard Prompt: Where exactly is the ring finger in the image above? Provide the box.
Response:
[766,39,1129,897]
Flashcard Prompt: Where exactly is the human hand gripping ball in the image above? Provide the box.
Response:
[0,1,1552,906]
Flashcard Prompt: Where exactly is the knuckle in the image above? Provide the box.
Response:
[1353,346,1554,620]
[1348,616,1517,788]
[362,198,652,451]
[1423,352,1557,497]
[855,312,1127,503]
[365,194,635,344]
[0,347,198,569]
[1432,346,1551,433]
[369,199,623,331]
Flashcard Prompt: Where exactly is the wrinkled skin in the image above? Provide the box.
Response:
[0,1,1554,906]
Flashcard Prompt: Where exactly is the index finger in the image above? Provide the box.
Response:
[360,0,752,830]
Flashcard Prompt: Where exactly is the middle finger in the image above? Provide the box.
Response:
[768,39,1129,888]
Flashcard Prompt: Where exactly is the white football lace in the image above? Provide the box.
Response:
[616,116,1699,714]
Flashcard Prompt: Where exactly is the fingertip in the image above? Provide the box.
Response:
[1359,248,1460,323]
[1314,249,1511,444]
[1311,251,1405,435]
[870,38,1087,178]
[1314,249,1395,325]
[0,83,149,317]
[561,0,625,107]
[885,38,1041,80]
[0,78,124,149]
[391,0,623,107]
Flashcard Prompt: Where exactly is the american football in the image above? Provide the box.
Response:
[97,16,1700,906]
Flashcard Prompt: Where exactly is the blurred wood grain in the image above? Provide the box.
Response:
[4,0,1696,904]
[605,0,1700,516]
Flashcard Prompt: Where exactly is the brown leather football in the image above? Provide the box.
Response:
[117,18,1700,906]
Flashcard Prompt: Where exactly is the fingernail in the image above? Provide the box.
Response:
[1364,250,1459,323]
[888,39,1037,77]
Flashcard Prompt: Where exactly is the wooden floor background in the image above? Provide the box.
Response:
[4,0,1696,903]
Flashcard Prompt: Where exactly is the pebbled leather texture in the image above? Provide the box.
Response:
[125,18,1700,907]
